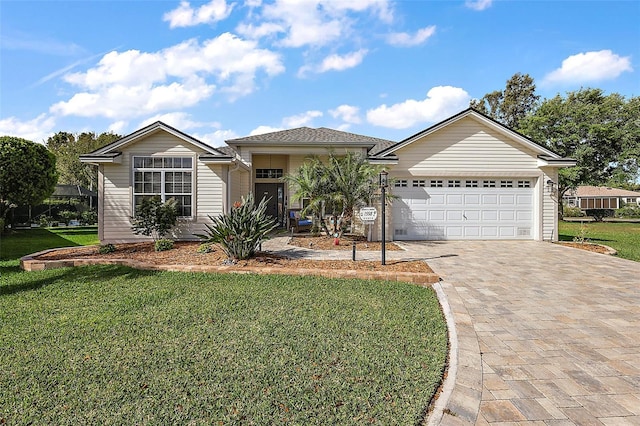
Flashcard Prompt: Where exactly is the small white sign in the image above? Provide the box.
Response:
[359,207,378,222]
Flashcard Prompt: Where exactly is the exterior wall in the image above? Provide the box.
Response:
[541,168,558,241]
[394,116,540,176]
[100,132,224,243]
[229,168,250,208]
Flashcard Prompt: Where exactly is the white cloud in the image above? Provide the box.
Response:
[249,125,285,136]
[50,33,284,119]
[543,50,633,84]
[0,114,57,143]
[108,121,128,134]
[243,0,393,47]
[329,105,361,124]
[194,129,239,147]
[366,86,470,129]
[164,0,234,28]
[299,49,368,76]
[283,110,323,127]
[319,49,368,72]
[387,25,436,47]
[465,0,492,11]
[139,112,220,130]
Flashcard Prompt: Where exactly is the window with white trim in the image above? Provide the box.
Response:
[517,180,531,188]
[465,180,478,188]
[448,180,461,188]
[412,179,426,187]
[500,180,514,188]
[430,180,443,188]
[394,179,408,187]
[483,180,496,188]
[133,156,193,217]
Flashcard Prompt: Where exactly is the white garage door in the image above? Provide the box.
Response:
[391,178,534,240]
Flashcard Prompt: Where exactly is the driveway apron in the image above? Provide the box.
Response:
[398,241,640,425]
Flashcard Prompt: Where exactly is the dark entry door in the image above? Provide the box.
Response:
[255,183,284,226]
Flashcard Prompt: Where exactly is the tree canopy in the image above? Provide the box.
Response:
[519,88,640,194]
[0,136,58,227]
[470,72,540,129]
[46,131,120,190]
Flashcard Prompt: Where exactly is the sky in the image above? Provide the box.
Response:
[1,0,638,147]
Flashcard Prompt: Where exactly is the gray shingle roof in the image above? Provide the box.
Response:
[226,127,394,155]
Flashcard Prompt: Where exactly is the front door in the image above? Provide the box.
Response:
[255,183,284,226]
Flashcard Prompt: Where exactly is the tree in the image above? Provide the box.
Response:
[471,73,540,129]
[283,151,386,237]
[131,196,178,244]
[47,131,120,190]
[519,88,640,214]
[0,136,58,229]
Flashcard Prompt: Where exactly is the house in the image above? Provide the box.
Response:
[563,186,640,210]
[80,108,575,243]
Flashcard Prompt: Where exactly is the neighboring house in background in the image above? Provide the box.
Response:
[564,186,640,210]
[80,108,575,243]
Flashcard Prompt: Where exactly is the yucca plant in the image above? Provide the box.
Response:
[197,193,278,260]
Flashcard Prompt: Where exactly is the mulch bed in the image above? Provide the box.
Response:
[289,235,402,251]
[35,241,433,273]
[555,241,614,255]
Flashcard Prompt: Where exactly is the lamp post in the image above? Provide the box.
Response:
[379,170,388,265]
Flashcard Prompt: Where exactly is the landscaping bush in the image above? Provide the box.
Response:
[98,243,116,254]
[196,242,216,254]
[615,204,640,218]
[563,204,585,217]
[81,210,98,225]
[131,196,178,242]
[197,193,278,260]
[58,210,78,225]
[584,209,614,222]
[154,238,174,252]
[38,215,53,228]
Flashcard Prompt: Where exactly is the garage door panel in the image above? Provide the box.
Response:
[447,194,463,204]
[464,194,481,204]
[392,179,533,240]
[447,210,463,221]
[429,210,445,221]
[499,195,515,205]
[499,211,515,220]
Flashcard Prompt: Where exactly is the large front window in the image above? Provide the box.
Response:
[133,156,193,217]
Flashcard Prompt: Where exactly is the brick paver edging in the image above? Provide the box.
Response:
[20,249,440,285]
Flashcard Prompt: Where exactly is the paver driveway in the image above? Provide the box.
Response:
[398,241,640,425]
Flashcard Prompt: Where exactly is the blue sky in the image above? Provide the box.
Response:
[1,0,638,146]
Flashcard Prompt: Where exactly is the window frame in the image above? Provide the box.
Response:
[132,155,195,218]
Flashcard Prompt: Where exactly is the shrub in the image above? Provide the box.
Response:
[196,193,278,260]
[58,210,78,225]
[196,243,216,254]
[585,209,614,222]
[563,205,585,218]
[131,196,178,242]
[38,215,53,228]
[98,243,116,254]
[573,222,590,244]
[154,238,174,252]
[81,210,98,225]
[615,204,640,218]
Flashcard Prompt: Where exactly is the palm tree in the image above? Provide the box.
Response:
[282,156,331,235]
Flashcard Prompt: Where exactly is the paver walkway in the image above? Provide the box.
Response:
[397,241,640,425]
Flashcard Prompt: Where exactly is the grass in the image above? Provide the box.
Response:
[0,226,99,261]
[559,220,640,262]
[0,228,448,424]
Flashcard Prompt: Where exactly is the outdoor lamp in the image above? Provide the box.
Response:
[379,170,389,188]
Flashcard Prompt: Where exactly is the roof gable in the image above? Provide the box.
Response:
[373,108,562,160]
[91,121,229,157]
[574,186,640,198]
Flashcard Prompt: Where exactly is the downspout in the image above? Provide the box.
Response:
[226,160,241,214]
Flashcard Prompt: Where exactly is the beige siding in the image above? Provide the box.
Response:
[541,168,558,241]
[393,116,540,176]
[230,169,250,208]
[100,132,224,243]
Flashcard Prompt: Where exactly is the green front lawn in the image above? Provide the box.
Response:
[0,229,447,424]
[559,221,640,262]
[0,226,99,262]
